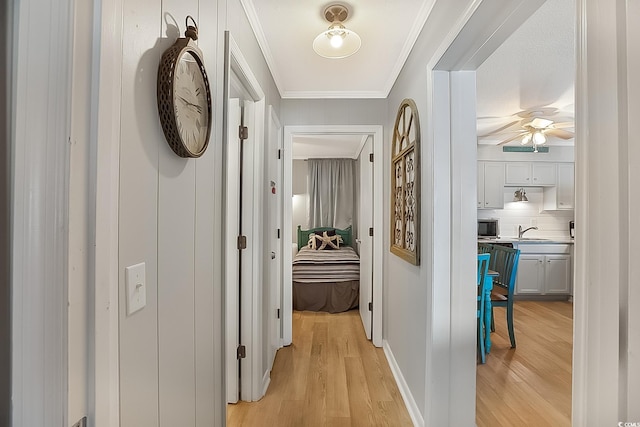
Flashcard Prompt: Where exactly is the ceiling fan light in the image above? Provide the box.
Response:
[521,133,532,145]
[532,131,547,145]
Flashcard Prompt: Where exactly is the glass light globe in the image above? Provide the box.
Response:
[330,34,343,48]
[532,131,547,145]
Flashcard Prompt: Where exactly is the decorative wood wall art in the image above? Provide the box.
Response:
[390,99,420,265]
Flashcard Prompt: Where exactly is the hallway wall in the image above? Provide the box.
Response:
[384,1,478,425]
[111,0,280,425]
[282,99,387,126]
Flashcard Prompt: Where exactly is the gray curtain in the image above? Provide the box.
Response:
[308,159,356,229]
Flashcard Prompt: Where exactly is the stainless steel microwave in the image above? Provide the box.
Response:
[478,219,499,238]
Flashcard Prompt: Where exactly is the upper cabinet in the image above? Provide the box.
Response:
[478,161,504,209]
[505,162,556,186]
[477,161,575,211]
[543,163,574,210]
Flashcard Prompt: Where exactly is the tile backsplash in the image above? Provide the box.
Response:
[477,186,574,239]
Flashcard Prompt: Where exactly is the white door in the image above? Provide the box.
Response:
[239,99,255,401]
[226,98,241,403]
[358,137,374,339]
[266,107,282,369]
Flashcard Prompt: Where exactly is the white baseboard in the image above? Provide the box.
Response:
[383,340,424,427]
[262,370,271,397]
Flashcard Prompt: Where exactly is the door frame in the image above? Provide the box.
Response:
[223,32,266,403]
[12,0,74,424]
[283,125,384,347]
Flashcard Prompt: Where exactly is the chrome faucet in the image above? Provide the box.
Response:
[518,225,538,238]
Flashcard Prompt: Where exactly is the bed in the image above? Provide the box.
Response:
[292,225,360,313]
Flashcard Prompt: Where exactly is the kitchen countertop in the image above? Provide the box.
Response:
[478,237,575,244]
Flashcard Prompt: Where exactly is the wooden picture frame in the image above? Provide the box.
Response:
[390,99,420,265]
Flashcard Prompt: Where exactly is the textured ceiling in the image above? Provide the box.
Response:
[475,0,575,146]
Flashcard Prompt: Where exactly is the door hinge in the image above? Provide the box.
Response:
[237,345,246,359]
[278,149,282,159]
[237,235,247,250]
[368,302,373,311]
[369,227,374,237]
[277,228,281,239]
[369,153,374,162]
[277,308,281,319]
[239,125,249,140]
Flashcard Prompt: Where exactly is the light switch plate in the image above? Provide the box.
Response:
[126,262,146,316]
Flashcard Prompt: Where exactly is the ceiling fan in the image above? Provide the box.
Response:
[478,109,574,151]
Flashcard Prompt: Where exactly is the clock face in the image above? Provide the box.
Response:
[173,50,210,155]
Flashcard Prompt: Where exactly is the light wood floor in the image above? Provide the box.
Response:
[477,300,573,427]
[227,301,572,426]
[227,309,413,427]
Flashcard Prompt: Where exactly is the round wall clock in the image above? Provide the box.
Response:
[157,16,212,158]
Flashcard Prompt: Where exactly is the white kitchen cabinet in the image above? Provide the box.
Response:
[532,163,557,185]
[515,255,545,294]
[544,255,572,294]
[543,163,574,210]
[477,162,504,209]
[504,163,531,185]
[505,162,556,186]
[556,163,575,209]
[514,244,572,297]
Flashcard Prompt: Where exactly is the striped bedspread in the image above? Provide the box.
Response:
[292,246,360,283]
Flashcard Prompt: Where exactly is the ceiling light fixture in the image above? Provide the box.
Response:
[520,129,547,152]
[313,4,361,59]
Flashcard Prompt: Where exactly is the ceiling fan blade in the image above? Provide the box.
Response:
[551,121,574,129]
[516,107,559,119]
[478,120,520,137]
[496,133,526,146]
[545,128,574,139]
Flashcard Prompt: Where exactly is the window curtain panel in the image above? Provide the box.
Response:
[308,159,356,230]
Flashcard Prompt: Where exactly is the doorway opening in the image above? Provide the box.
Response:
[431,0,575,424]
[282,125,384,348]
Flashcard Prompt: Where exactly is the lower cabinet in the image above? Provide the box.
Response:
[514,244,572,297]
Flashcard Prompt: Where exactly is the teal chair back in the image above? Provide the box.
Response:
[477,253,490,287]
[476,253,490,363]
[478,244,521,348]
[486,245,520,293]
